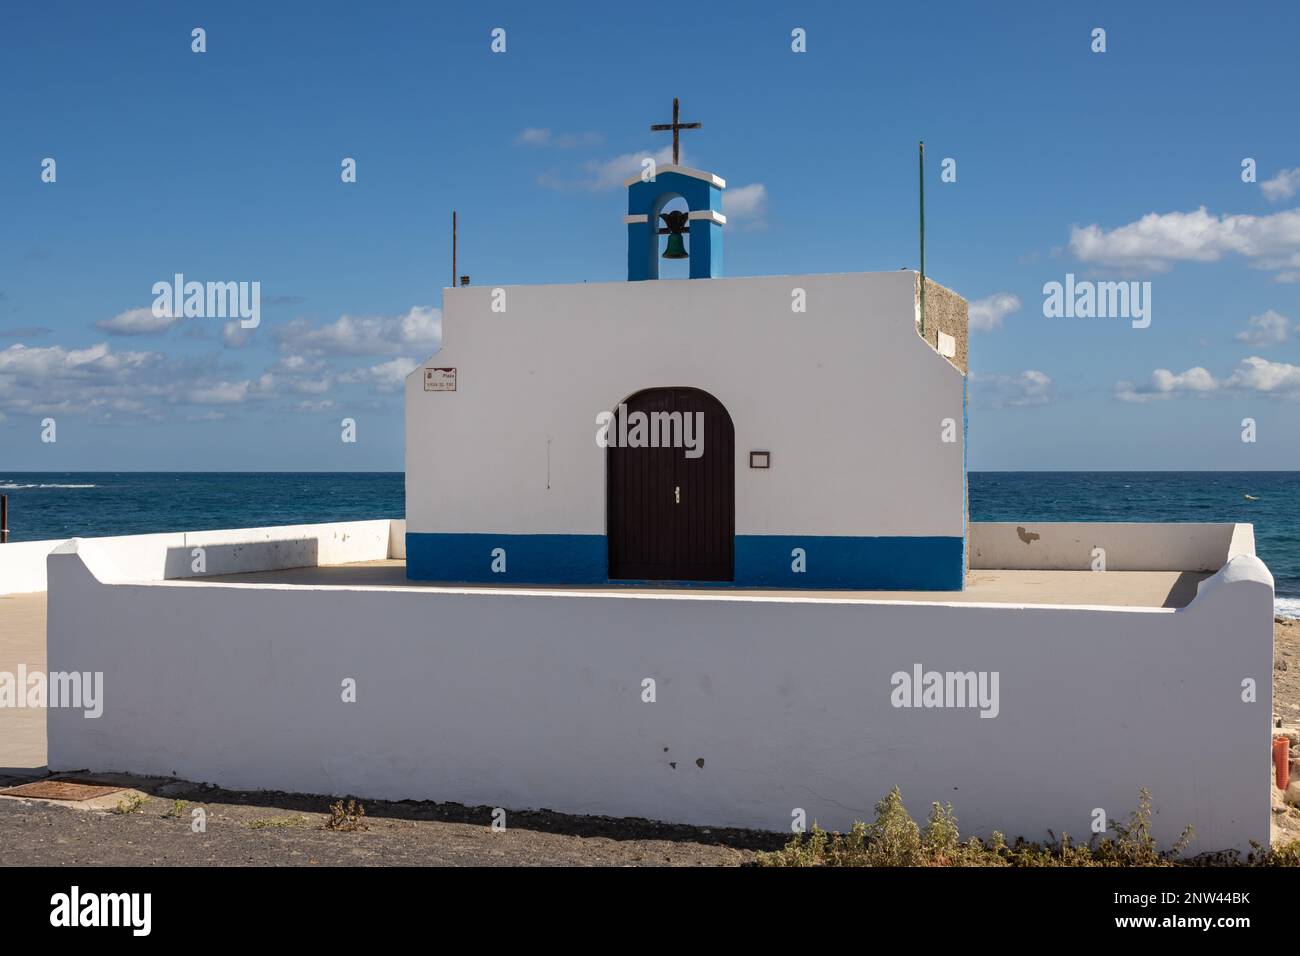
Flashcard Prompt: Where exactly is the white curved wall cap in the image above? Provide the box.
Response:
[622,164,726,189]
[1191,552,1275,608]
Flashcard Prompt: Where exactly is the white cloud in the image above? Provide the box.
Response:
[540,145,678,192]
[1261,168,1300,202]
[1153,366,1218,393]
[271,354,328,375]
[1069,205,1300,277]
[515,127,551,146]
[972,369,1052,407]
[587,145,676,190]
[0,341,158,379]
[291,399,338,414]
[1116,356,1300,401]
[95,307,180,336]
[222,320,255,348]
[339,357,420,393]
[275,306,440,357]
[1116,367,1217,402]
[1235,309,1291,346]
[514,128,601,149]
[1224,355,1300,393]
[0,322,423,423]
[725,183,767,222]
[0,341,245,420]
[183,381,250,405]
[968,292,1022,332]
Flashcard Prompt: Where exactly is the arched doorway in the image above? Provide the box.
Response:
[606,387,734,582]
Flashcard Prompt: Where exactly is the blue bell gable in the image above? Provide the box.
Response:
[624,165,725,281]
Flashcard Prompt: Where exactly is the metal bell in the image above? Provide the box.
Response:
[659,210,690,259]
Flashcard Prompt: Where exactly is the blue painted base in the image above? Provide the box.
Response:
[406,533,964,591]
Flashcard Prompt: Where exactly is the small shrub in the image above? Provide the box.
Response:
[864,788,922,865]
[161,799,186,819]
[758,786,1290,868]
[1093,787,1194,866]
[324,799,368,832]
[1245,839,1300,867]
[111,793,145,815]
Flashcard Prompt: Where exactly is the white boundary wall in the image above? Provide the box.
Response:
[971,522,1251,572]
[47,537,1274,852]
[5,519,1245,594]
[0,519,402,595]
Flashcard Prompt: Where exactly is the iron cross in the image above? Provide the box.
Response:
[650,97,701,166]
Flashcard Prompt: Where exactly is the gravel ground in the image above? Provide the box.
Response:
[0,777,783,867]
[1273,619,1300,843]
[1274,618,1299,722]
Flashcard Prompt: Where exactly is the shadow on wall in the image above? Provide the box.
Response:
[1163,572,1205,608]
[163,539,320,579]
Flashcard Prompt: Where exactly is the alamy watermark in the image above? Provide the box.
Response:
[596,404,704,458]
[0,666,103,718]
[50,886,150,936]
[890,663,999,718]
[1042,273,1150,329]
[151,273,260,328]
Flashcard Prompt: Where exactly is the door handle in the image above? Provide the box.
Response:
[674,485,681,504]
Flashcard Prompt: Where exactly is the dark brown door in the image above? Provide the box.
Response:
[607,387,734,582]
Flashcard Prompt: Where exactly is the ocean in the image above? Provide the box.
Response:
[1,471,1297,615]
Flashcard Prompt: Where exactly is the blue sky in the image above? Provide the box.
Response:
[2,0,1299,470]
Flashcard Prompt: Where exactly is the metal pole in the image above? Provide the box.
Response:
[1,494,7,544]
[452,210,457,290]
[919,141,926,340]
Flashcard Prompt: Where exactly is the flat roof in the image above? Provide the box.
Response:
[195,560,1208,610]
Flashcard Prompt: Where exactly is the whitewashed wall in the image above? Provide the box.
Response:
[970,522,1251,572]
[4,519,1250,594]
[405,272,965,539]
[0,539,61,595]
[47,538,1274,852]
[0,520,399,595]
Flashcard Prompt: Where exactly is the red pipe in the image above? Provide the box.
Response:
[1275,737,1291,790]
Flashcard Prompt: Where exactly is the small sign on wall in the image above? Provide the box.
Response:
[425,367,456,392]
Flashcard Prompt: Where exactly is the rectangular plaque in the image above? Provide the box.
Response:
[424,367,456,392]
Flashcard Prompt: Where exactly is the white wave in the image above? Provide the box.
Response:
[1276,597,1300,621]
[0,483,97,489]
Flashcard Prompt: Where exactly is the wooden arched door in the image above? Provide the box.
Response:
[607,387,734,582]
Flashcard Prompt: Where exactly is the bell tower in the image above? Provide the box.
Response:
[624,98,726,281]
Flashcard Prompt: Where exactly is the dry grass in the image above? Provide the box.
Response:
[758,787,1300,867]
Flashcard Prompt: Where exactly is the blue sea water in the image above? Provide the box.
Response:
[1,471,1297,611]
[0,473,404,542]
[971,472,1300,612]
